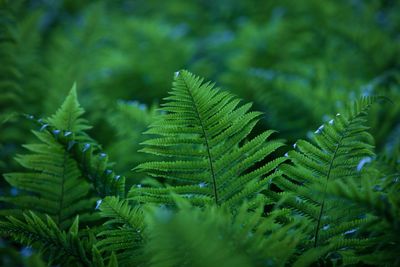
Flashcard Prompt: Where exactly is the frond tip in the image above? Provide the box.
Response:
[48,84,91,133]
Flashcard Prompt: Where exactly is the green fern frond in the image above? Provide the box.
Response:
[98,197,143,229]
[65,141,126,198]
[34,85,125,197]
[3,86,126,228]
[0,212,96,266]
[324,169,400,266]
[2,87,100,228]
[143,197,323,267]
[2,129,97,229]
[130,70,285,207]
[38,123,126,198]
[32,121,125,198]
[47,83,92,134]
[269,97,379,252]
[96,197,144,266]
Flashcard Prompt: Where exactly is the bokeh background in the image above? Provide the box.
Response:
[1,0,400,263]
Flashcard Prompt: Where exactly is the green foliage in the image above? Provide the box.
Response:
[0,212,117,267]
[143,198,313,267]
[0,3,21,124]
[96,197,144,266]
[1,0,399,265]
[2,87,96,229]
[324,167,400,265]
[130,70,285,207]
[0,2,25,172]
[0,212,93,266]
[2,86,124,230]
[105,101,158,181]
[1,70,399,266]
[0,1,44,174]
[268,97,380,261]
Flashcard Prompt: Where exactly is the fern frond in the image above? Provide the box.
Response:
[324,168,400,266]
[0,212,96,266]
[3,130,97,228]
[29,85,125,197]
[3,85,126,228]
[64,141,125,198]
[47,83,92,134]
[2,87,99,229]
[32,119,125,198]
[143,197,323,267]
[96,197,144,266]
[269,97,379,253]
[130,70,285,207]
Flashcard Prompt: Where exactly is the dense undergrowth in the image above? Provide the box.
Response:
[1,0,399,266]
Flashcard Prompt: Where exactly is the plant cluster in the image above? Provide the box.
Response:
[1,0,399,266]
[1,70,399,266]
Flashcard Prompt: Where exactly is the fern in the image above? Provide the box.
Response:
[130,70,285,207]
[143,197,326,267]
[0,212,117,267]
[0,212,95,266]
[324,166,400,266]
[1,64,398,265]
[2,86,124,229]
[268,97,379,260]
[2,86,96,228]
[32,115,126,198]
[96,197,144,266]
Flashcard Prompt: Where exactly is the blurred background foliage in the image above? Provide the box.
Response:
[0,0,399,264]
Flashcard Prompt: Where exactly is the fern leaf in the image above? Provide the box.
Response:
[324,168,400,266]
[96,197,144,266]
[143,197,321,267]
[269,97,379,252]
[130,70,284,207]
[2,87,98,229]
[3,128,97,229]
[47,83,91,133]
[0,212,95,266]
[3,85,126,229]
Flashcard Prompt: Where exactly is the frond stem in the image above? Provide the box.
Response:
[182,78,219,205]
